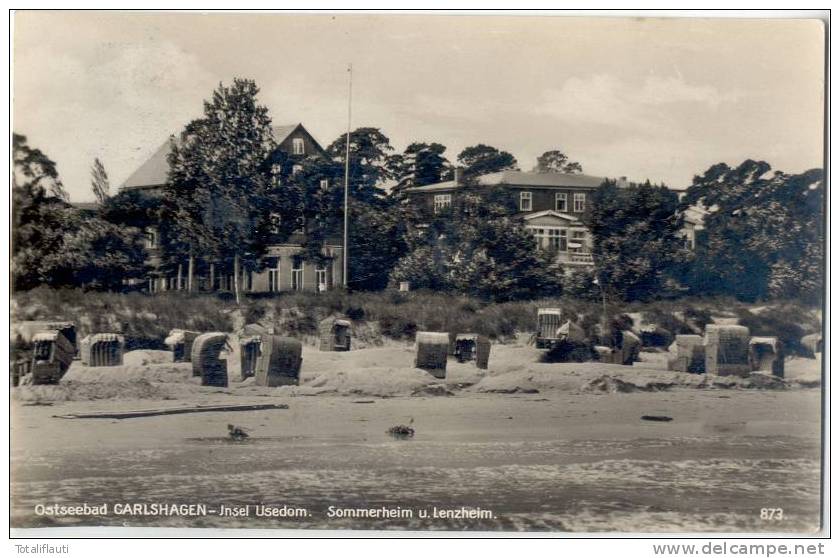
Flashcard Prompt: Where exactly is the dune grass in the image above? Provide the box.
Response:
[12,287,820,352]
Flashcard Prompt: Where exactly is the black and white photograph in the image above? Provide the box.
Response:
[8,10,828,539]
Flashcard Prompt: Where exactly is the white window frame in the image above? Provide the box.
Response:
[320,178,329,191]
[315,264,328,292]
[144,229,157,249]
[520,191,532,212]
[573,193,586,213]
[292,138,305,155]
[292,164,303,176]
[433,194,452,214]
[291,257,304,291]
[268,260,281,292]
[555,193,568,212]
[530,226,568,252]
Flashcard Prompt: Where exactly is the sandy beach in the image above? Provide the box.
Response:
[10,342,823,533]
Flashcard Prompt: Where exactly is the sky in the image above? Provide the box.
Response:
[13,12,826,201]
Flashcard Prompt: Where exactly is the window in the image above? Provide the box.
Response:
[292,138,305,155]
[573,193,586,212]
[433,194,452,213]
[268,259,280,292]
[520,191,532,211]
[292,164,303,176]
[291,256,304,291]
[555,193,568,212]
[268,212,283,233]
[320,179,329,191]
[33,341,52,361]
[316,264,328,292]
[531,227,568,252]
[144,228,158,249]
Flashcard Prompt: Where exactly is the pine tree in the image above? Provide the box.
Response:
[682,160,824,302]
[90,157,111,205]
[533,150,583,174]
[584,180,690,301]
[12,133,68,201]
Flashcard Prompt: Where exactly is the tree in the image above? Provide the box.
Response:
[292,156,346,265]
[38,217,149,290]
[534,150,583,174]
[326,127,394,202]
[457,144,518,179]
[99,189,160,230]
[584,180,691,302]
[90,157,110,205]
[162,78,294,303]
[13,177,147,290]
[682,160,824,303]
[347,199,411,291]
[391,185,561,301]
[12,133,68,201]
[389,141,450,196]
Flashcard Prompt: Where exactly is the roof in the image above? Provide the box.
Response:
[403,180,459,193]
[71,201,99,211]
[522,209,584,225]
[478,171,610,189]
[406,171,688,194]
[404,171,617,194]
[120,123,311,191]
[85,333,124,343]
[32,331,60,342]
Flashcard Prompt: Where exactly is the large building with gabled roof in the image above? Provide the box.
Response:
[122,123,344,294]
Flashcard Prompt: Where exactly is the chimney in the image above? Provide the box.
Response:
[453,167,463,185]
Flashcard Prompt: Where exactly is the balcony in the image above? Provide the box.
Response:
[567,252,594,265]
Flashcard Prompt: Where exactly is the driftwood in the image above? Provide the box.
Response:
[53,403,289,420]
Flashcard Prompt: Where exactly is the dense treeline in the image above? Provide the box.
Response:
[11,79,824,305]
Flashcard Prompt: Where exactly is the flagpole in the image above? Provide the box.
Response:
[343,63,352,288]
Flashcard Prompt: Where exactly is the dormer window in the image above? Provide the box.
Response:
[292,138,305,155]
[320,179,329,191]
[520,191,532,212]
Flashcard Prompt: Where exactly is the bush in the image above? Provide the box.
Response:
[12,287,235,350]
[736,304,820,357]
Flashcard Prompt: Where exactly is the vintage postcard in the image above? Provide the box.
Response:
[9,11,827,537]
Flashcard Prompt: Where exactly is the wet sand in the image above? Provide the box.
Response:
[10,344,823,533]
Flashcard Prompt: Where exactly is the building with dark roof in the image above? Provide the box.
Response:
[405,170,692,269]
[122,123,344,294]
[404,170,631,267]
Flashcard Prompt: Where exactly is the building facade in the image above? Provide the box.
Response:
[405,170,633,268]
[405,170,700,269]
[121,123,344,294]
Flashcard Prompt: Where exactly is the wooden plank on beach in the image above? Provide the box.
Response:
[52,403,289,420]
